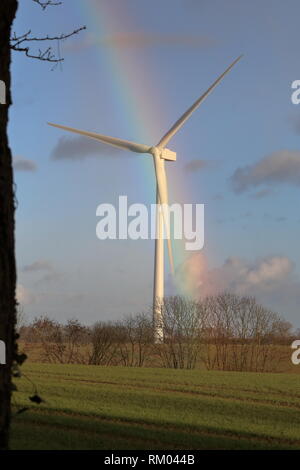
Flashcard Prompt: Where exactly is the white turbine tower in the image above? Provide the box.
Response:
[48,55,242,343]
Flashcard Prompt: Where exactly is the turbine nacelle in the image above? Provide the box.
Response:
[160,148,177,161]
[150,147,177,161]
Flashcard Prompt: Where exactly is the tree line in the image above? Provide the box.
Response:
[19,293,297,373]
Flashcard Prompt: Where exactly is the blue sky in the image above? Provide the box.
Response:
[11,0,300,326]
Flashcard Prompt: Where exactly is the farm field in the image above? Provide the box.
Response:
[11,363,300,450]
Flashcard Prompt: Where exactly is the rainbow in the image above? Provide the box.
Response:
[76,0,200,297]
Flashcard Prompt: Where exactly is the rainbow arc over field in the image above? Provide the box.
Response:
[77,0,201,297]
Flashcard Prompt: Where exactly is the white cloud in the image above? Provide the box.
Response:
[176,252,296,298]
[16,284,36,306]
[232,255,293,288]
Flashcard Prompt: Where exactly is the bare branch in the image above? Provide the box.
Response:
[10,0,86,65]
[32,0,62,10]
[11,45,59,63]
[10,26,86,63]
[11,27,86,47]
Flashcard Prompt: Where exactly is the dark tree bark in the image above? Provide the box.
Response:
[0,0,19,451]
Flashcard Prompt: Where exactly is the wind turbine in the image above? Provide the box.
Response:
[48,55,242,343]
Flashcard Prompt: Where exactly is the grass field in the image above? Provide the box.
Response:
[11,363,300,450]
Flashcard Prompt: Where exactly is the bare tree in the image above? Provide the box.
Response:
[202,292,289,372]
[0,0,19,451]
[88,322,119,366]
[29,316,89,364]
[63,319,89,364]
[16,305,27,334]
[156,296,206,369]
[116,313,152,367]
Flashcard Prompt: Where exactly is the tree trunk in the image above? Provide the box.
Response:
[0,0,18,450]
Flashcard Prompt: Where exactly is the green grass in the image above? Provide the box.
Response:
[10,363,300,450]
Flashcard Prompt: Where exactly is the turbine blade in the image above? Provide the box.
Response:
[157,55,243,149]
[153,153,174,274]
[161,161,175,275]
[48,122,151,154]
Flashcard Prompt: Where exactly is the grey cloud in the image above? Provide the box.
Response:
[251,188,273,199]
[22,260,62,284]
[184,159,218,173]
[212,193,223,201]
[36,272,63,285]
[51,135,122,161]
[263,213,287,222]
[13,157,37,172]
[184,159,209,172]
[231,150,300,193]
[22,260,53,272]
